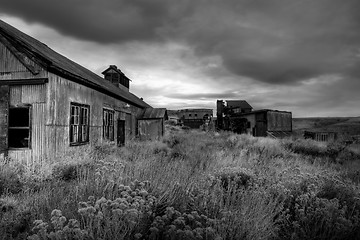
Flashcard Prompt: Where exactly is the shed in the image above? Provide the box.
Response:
[138,108,168,141]
[304,131,337,142]
[0,19,154,164]
[231,109,292,137]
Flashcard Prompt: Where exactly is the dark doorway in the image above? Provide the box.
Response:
[117,120,125,146]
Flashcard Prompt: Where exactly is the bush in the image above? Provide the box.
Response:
[146,207,219,240]
[28,180,156,240]
[0,162,23,195]
[280,192,360,240]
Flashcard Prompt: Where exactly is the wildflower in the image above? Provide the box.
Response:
[119,203,128,210]
[67,219,80,229]
[112,209,123,216]
[134,233,142,239]
[149,227,159,233]
[139,190,148,197]
[78,202,88,208]
[51,209,62,217]
[118,184,125,191]
[88,196,95,204]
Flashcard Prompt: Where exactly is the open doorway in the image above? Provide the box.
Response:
[117,120,125,146]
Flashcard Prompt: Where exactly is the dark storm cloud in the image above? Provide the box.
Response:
[164,91,241,100]
[2,0,360,85]
[0,0,191,43]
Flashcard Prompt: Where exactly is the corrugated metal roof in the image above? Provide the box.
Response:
[141,108,167,119]
[226,100,252,109]
[0,19,150,108]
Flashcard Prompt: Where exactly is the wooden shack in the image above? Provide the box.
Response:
[219,108,292,138]
[0,19,154,164]
[304,131,337,142]
[138,108,167,140]
[233,109,292,137]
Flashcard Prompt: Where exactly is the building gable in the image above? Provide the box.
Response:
[0,40,45,80]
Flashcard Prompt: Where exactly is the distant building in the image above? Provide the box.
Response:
[170,109,213,129]
[304,131,337,142]
[216,100,292,138]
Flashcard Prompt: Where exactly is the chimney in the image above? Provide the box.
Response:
[102,65,130,91]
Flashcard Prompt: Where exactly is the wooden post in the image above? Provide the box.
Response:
[0,85,9,157]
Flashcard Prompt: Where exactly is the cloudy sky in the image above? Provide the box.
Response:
[1,0,360,117]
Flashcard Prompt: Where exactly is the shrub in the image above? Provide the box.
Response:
[146,206,219,240]
[0,162,23,195]
[28,180,156,240]
[0,198,33,240]
[280,192,360,240]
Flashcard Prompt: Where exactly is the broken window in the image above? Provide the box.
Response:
[8,106,31,148]
[103,109,114,141]
[70,103,90,145]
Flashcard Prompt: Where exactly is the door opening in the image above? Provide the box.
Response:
[117,120,125,146]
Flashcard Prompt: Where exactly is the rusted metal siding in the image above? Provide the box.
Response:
[0,41,47,80]
[138,119,163,141]
[267,111,292,132]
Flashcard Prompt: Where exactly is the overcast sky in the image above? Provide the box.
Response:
[1,0,360,117]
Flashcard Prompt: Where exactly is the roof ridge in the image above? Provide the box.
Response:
[0,19,150,108]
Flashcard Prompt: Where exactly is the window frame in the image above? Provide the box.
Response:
[8,105,31,150]
[103,108,115,141]
[70,102,90,146]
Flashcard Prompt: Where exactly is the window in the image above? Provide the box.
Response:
[70,103,90,145]
[8,106,31,148]
[103,109,114,141]
[189,114,192,117]
[195,114,198,117]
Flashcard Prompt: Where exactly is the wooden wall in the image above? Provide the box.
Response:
[44,73,144,161]
[1,39,145,165]
[267,111,292,132]
[138,119,163,141]
[0,41,47,80]
[7,84,46,167]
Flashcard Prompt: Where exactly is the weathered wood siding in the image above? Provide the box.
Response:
[267,111,292,132]
[45,73,143,160]
[0,41,47,80]
[1,40,144,164]
[0,85,9,154]
[7,84,46,166]
[138,119,163,141]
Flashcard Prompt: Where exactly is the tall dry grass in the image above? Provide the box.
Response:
[0,126,360,239]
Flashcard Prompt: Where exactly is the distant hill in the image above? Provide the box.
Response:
[293,117,360,137]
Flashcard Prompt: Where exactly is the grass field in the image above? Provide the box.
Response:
[293,116,360,139]
[1,125,360,240]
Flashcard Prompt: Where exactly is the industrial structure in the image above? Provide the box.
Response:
[0,19,165,164]
[176,109,213,128]
[216,100,292,137]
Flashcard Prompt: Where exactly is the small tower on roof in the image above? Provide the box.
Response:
[102,65,131,91]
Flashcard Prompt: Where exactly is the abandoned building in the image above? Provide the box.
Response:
[216,100,292,137]
[138,108,168,141]
[176,109,213,128]
[304,131,337,142]
[0,19,165,164]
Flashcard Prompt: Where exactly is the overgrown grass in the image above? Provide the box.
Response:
[1,127,360,239]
